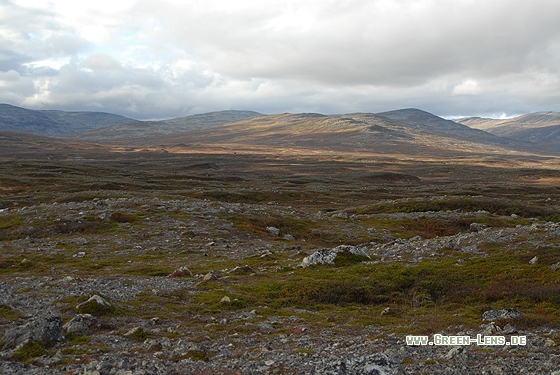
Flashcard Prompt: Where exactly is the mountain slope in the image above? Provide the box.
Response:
[376,108,515,146]
[456,112,560,143]
[64,110,262,144]
[153,110,523,156]
[0,103,136,136]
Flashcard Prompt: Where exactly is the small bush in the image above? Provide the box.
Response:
[111,212,140,223]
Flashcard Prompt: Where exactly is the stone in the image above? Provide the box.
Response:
[76,295,114,316]
[220,296,231,304]
[202,271,218,281]
[470,222,489,232]
[266,227,281,236]
[445,346,471,360]
[479,323,502,335]
[529,256,538,264]
[300,245,370,267]
[501,323,518,334]
[550,262,560,270]
[228,265,255,274]
[124,326,146,338]
[167,266,193,279]
[63,314,100,336]
[482,308,524,321]
[2,311,65,349]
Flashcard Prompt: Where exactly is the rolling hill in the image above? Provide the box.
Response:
[456,112,560,146]
[0,103,136,136]
[64,110,262,144]
[153,109,525,157]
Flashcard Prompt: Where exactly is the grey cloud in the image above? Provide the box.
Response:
[151,0,560,87]
[1,0,560,119]
[0,1,89,79]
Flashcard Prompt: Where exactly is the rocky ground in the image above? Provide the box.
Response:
[1,157,560,374]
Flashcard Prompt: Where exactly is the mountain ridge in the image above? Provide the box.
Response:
[455,111,560,143]
[0,103,137,136]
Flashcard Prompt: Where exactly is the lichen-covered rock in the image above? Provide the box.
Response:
[227,265,255,275]
[300,245,370,267]
[63,314,100,336]
[76,295,114,316]
[482,308,524,321]
[266,227,281,236]
[2,311,65,349]
[470,222,489,232]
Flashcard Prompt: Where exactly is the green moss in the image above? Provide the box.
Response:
[75,296,117,316]
[10,341,48,364]
[0,304,27,320]
[125,327,151,341]
[69,334,91,345]
[184,349,209,361]
[61,346,89,355]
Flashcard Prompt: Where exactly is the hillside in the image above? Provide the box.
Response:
[154,109,523,157]
[64,110,262,144]
[456,112,560,145]
[0,104,136,136]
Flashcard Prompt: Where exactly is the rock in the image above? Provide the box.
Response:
[124,326,147,338]
[343,353,406,375]
[76,295,115,316]
[550,262,560,270]
[63,314,100,336]
[220,296,231,304]
[2,311,65,349]
[331,212,349,219]
[266,227,281,236]
[228,265,255,274]
[202,271,219,281]
[479,322,502,335]
[300,245,370,267]
[501,323,518,334]
[283,234,295,241]
[167,266,193,278]
[445,346,471,360]
[482,308,524,321]
[529,256,538,264]
[470,222,489,232]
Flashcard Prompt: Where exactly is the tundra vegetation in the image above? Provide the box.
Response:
[0,152,559,373]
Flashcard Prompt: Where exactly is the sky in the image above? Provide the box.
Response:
[1,0,560,120]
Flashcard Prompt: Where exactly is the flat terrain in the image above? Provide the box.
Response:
[1,146,560,374]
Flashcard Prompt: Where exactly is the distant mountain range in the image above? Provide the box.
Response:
[152,109,520,156]
[1,103,559,156]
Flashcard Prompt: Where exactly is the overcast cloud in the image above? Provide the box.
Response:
[1,0,559,119]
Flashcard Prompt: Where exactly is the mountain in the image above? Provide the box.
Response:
[375,108,515,146]
[456,112,560,145]
[152,109,523,156]
[64,110,262,144]
[0,103,136,136]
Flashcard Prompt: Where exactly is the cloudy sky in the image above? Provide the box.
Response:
[1,0,560,119]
